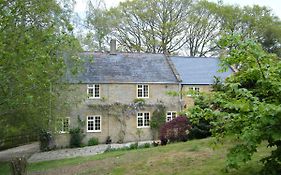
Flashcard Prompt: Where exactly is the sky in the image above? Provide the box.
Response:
[74,0,281,19]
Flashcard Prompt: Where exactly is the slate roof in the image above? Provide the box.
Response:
[170,56,233,85]
[66,52,179,84]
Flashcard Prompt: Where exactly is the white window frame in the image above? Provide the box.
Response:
[137,112,150,128]
[87,84,100,99]
[166,111,177,122]
[57,117,70,133]
[87,115,102,132]
[137,84,149,98]
[187,86,200,96]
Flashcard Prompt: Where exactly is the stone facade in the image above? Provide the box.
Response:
[56,83,181,146]
[181,85,212,109]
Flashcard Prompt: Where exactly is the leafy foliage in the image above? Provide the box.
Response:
[188,34,281,173]
[0,0,81,143]
[69,127,84,148]
[84,0,280,56]
[39,129,55,151]
[150,104,166,139]
[69,116,85,148]
[159,116,191,145]
[88,137,99,146]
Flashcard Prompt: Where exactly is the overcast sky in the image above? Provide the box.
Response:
[74,0,281,18]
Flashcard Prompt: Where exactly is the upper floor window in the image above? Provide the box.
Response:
[166,111,177,122]
[57,117,70,133]
[188,87,200,96]
[87,115,101,132]
[137,84,149,98]
[137,112,150,128]
[87,84,100,99]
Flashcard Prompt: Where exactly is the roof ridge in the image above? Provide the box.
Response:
[165,55,182,82]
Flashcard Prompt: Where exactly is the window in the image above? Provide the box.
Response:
[87,115,101,132]
[137,112,150,128]
[57,117,70,133]
[137,84,149,98]
[87,84,100,98]
[166,111,177,122]
[188,87,200,96]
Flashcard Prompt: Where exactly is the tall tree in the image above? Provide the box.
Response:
[184,0,221,56]
[84,0,112,51]
[0,0,80,139]
[217,4,281,56]
[108,0,193,54]
[188,34,281,173]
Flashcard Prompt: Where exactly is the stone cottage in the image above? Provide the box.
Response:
[55,44,233,146]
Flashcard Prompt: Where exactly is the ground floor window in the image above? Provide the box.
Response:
[57,117,70,133]
[87,115,101,132]
[166,111,177,122]
[137,112,150,128]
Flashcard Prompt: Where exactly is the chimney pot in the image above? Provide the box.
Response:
[110,39,117,54]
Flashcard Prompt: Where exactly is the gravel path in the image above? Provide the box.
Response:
[28,141,154,163]
[0,142,40,162]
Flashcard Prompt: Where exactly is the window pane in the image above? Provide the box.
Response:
[95,116,101,130]
[88,120,94,131]
[144,113,150,126]
[88,88,93,97]
[137,89,142,97]
[138,118,143,126]
[144,85,148,97]
[63,118,69,132]
[94,85,100,97]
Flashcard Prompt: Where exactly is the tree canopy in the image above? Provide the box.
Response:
[83,0,281,57]
[188,34,281,173]
[0,0,81,139]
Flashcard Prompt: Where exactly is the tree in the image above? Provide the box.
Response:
[108,0,194,54]
[217,4,281,57]
[0,0,80,142]
[188,34,281,173]
[183,0,221,56]
[84,0,112,51]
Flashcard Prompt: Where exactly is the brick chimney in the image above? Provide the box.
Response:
[110,39,117,54]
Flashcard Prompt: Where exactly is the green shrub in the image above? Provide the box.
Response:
[139,143,151,149]
[88,137,99,146]
[69,127,84,148]
[129,143,138,150]
[39,129,55,151]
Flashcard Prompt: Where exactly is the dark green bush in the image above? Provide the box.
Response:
[139,143,151,148]
[129,143,138,150]
[39,129,55,151]
[188,119,211,140]
[69,127,84,148]
[88,137,99,146]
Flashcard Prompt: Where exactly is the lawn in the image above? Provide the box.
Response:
[0,137,270,175]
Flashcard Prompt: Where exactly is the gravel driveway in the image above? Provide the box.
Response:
[0,142,39,162]
[0,141,154,163]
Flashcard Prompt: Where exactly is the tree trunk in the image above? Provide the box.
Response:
[10,157,27,175]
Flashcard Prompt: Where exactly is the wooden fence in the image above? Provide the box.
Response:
[0,133,38,151]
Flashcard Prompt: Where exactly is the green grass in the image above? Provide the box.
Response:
[0,138,271,175]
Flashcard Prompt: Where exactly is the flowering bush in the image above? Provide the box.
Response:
[159,116,191,145]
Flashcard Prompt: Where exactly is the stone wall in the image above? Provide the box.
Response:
[181,85,212,110]
[55,83,181,147]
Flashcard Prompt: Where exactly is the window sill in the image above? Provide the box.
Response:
[88,97,101,99]
[87,130,101,133]
[137,126,150,129]
[58,131,69,134]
